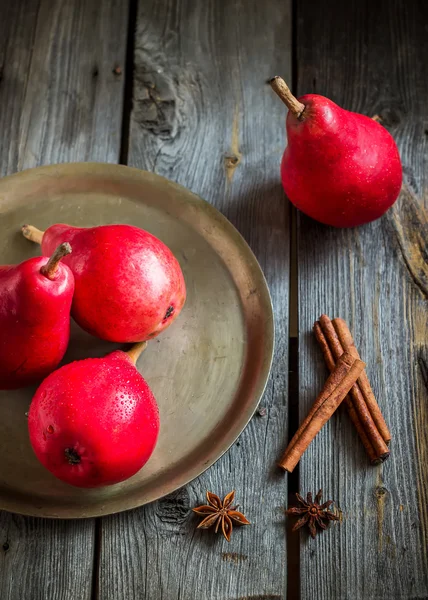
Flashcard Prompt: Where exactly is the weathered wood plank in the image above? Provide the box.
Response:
[0,0,128,176]
[0,0,128,598]
[296,1,428,598]
[99,1,291,598]
[0,2,40,174]
[0,513,95,600]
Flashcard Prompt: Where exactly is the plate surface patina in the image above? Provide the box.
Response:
[0,163,274,518]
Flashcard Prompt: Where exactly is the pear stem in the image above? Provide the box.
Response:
[126,341,148,365]
[269,76,305,118]
[40,243,72,280]
[22,224,45,245]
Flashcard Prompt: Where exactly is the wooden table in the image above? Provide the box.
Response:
[0,1,427,598]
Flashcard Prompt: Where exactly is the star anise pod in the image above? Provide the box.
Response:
[193,491,250,542]
[285,489,339,539]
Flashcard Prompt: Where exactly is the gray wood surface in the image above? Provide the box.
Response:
[296,1,428,599]
[0,0,128,598]
[98,1,291,599]
[2,0,427,598]
[0,0,128,177]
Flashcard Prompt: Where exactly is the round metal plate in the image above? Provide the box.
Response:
[0,163,274,518]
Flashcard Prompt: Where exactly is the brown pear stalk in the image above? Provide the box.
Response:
[22,224,44,244]
[269,76,305,118]
[40,243,71,279]
[126,341,147,365]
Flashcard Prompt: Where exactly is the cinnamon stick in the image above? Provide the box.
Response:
[279,353,365,473]
[314,322,379,464]
[345,400,383,465]
[282,350,355,461]
[332,318,391,443]
[316,315,390,462]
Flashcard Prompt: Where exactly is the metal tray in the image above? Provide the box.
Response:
[0,163,274,518]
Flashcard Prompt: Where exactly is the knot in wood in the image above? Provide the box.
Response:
[156,488,190,527]
[224,154,240,167]
[133,52,182,141]
[374,486,388,499]
[388,183,428,299]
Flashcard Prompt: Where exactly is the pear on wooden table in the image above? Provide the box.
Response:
[270,76,402,227]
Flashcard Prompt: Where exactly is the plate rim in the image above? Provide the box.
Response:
[0,162,275,518]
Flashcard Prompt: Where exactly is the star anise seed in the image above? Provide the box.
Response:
[285,489,339,539]
[193,491,250,542]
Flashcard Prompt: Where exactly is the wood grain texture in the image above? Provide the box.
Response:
[98,1,291,598]
[0,0,128,598]
[0,513,95,600]
[296,1,428,598]
[0,0,128,176]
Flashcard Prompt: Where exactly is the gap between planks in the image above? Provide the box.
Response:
[119,0,138,165]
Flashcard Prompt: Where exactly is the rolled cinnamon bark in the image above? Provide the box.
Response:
[316,315,390,463]
[279,352,365,472]
[314,322,380,464]
[282,351,354,460]
[332,318,391,443]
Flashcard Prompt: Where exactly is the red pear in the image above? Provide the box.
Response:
[270,77,402,227]
[28,342,159,488]
[0,244,74,389]
[22,223,186,342]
